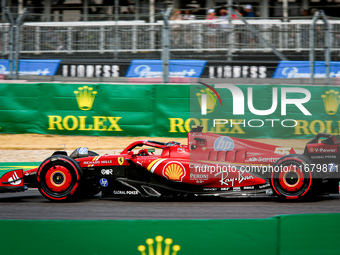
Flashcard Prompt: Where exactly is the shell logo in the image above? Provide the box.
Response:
[163,162,186,182]
[309,147,315,153]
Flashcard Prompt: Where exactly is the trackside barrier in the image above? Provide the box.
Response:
[0,83,190,138]
[11,20,340,54]
[1,83,340,139]
[279,214,340,255]
[0,214,338,255]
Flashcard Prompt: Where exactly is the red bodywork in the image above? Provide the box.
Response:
[1,131,295,196]
[0,169,24,191]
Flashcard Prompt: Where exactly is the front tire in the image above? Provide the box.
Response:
[37,155,82,201]
[271,154,315,200]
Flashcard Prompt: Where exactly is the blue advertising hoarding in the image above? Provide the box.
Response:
[126,60,207,78]
[0,59,61,76]
[273,61,340,78]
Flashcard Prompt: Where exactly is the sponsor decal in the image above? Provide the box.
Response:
[282,88,340,136]
[118,157,124,165]
[273,61,340,79]
[259,183,270,189]
[0,59,61,76]
[163,162,186,182]
[100,178,108,187]
[126,60,206,78]
[169,117,246,134]
[192,132,202,136]
[294,120,340,135]
[48,115,122,131]
[8,171,22,185]
[311,155,324,159]
[24,171,35,176]
[208,65,267,79]
[322,90,340,115]
[84,157,113,166]
[292,90,340,136]
[113,190,138,195]
[190,174,209,179]
[47,86,123,132]
[311,155,336,159]
[77,147,88,154]
[246,157,280,163]
[74,86,97,111]
[266,189,273,195]
[214,136,234,151]
[215,170,254,186]
[101,169,113,175]
[248,157,257,162]
[62,64,120,77]
[308,147,337,153]
[233,187,241,191]
[190,173,209,184]
[137,236,181,255]
[203,188,217,191]
[243,186,254,190]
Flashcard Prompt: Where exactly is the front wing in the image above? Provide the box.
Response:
[0,169,26,192]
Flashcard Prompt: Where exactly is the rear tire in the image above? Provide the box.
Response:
[271,154,315,200]
[37,155,82,201]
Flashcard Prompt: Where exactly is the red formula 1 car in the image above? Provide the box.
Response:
[1,126,339,201]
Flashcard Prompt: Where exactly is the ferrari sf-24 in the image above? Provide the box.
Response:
[1,126,339,201]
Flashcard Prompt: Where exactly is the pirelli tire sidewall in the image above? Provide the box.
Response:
[271,154,316,199]
[36,155,83,201]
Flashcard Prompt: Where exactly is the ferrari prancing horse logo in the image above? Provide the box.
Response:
[118,157,124,165]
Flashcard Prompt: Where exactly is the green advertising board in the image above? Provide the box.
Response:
[0,214,339,255]
[0,83,339,139]
[0,83,190,137]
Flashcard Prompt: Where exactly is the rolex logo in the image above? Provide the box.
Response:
[321,90,340,115]
[74,86,97,111]
[138,236,181,255]
[196,88,217,114]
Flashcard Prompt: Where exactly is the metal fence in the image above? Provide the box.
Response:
[2,19,340,55]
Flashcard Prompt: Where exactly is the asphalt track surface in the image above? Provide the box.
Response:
[0,189,340,219]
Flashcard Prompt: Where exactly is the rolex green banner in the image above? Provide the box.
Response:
[0,214,340,255]
[0,83,339,138]
[0,83,189,137]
